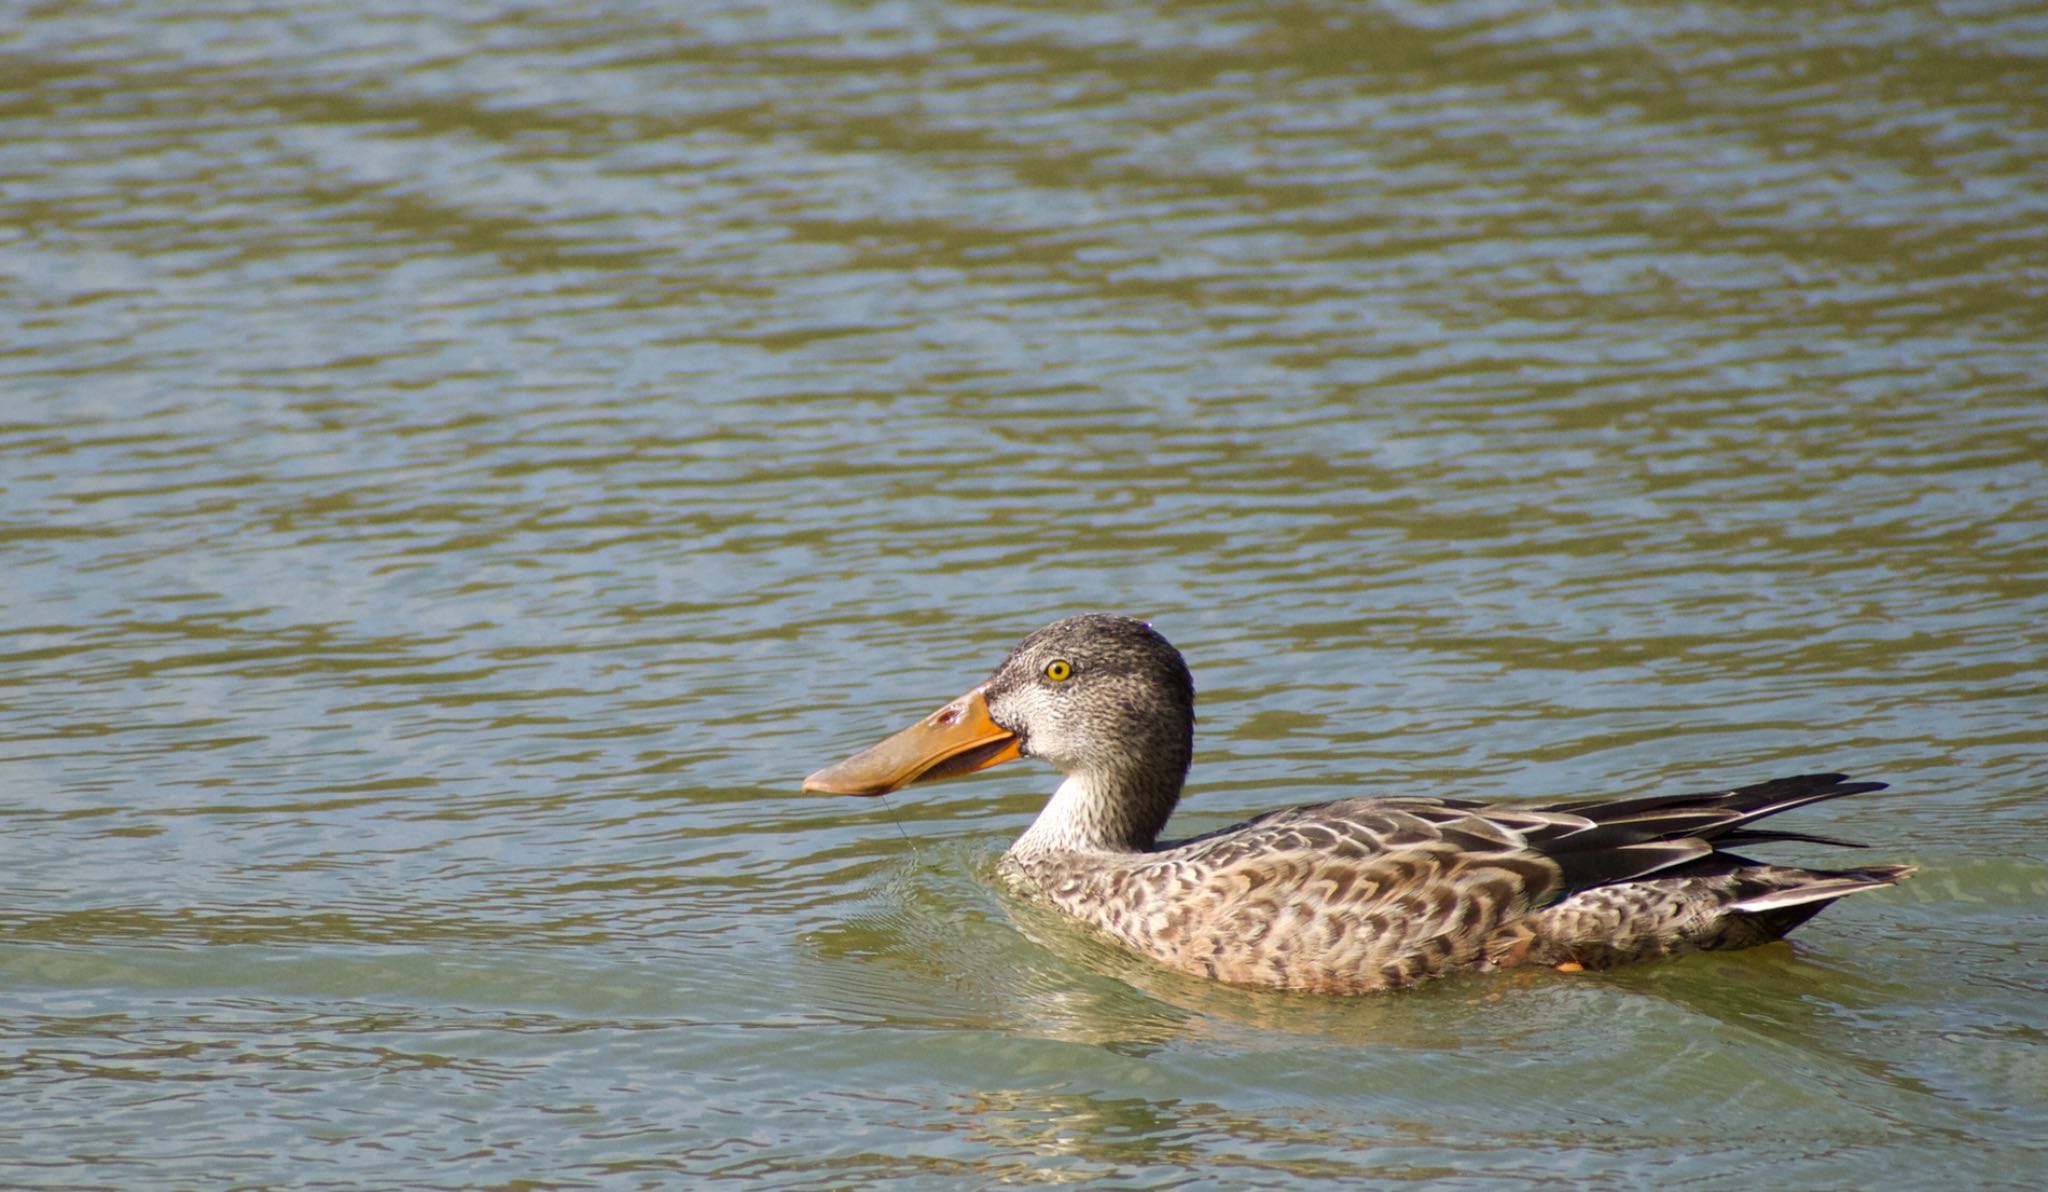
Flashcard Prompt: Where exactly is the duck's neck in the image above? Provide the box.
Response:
[1005,764,1183,860]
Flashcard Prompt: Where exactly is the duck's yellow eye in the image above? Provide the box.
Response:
[1044,659,1073,682]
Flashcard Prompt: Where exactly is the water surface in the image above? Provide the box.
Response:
[4,0,2045,1187]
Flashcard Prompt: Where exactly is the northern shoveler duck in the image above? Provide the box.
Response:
[803,614,1912,995]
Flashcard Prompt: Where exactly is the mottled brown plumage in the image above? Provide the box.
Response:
[804,615,1913,995]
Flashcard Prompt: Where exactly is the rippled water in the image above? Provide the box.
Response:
[5,0,2046,1186]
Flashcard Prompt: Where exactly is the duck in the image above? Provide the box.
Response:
[802,614,1913,995]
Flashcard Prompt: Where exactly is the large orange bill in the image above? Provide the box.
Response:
[802,686,1022,796]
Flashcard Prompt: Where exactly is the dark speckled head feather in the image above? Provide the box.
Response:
[981,615,1194,855]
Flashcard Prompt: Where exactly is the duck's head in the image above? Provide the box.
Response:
[803,615,1195,847]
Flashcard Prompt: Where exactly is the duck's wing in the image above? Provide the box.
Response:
[1171,772,1891,902]
[1137,774,1906,990]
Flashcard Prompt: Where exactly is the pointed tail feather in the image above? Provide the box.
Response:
[1728,864,1918,914]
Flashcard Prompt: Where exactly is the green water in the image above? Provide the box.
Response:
[4,1,2045,1187]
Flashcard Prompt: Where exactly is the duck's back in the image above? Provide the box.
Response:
[1002,776,1911,994]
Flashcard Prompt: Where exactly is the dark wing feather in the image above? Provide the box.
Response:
[1522,773,1888,900]
[1166,773,1887,911]
[1541,773,1884,824]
